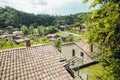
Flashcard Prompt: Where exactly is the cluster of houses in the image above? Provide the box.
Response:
[0,25,99,80]
[0,35,98,80]
[45,24,87,43]
[0,26,30,44]
[46,33,72,42]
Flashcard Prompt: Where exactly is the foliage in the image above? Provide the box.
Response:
[47,26,58,34]
[6,39,14,48]
[0,37,51,50]
[21,25,28,35]
[0,38,6,47]
[26,34,39,41]
[44,28,49,35]
[79,63,103,79]
[0,6,56,28]
[0,39,24,50]
[84,0,120,79]
[29,26,34,34]
[54,39,62,51]
[66,35,74,42]
[0,6,89,29]
[37,26,45,37]
[94,52,120,80]
[31,37,51,45]
[0,6,20,28]
[55,31,68,35]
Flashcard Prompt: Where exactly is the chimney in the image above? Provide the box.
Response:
[25,39,31,47]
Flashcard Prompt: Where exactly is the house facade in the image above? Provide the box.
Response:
[61,41,94,66]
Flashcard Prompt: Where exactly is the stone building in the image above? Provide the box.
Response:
[61,41,94,67]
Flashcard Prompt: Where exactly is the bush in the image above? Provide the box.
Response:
[66,35,74,42]
[54,39,62,51]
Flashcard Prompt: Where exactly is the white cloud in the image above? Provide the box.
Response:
[31,0,47,5]
[0,0,93,15]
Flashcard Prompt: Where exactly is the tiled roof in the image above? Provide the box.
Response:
[14,38,30,43]
[13,31,23,35]
[0,44,73,80]
[61,41,92,56]
[61,42,74,46]
[75,41,91,55]
[7,34,16,37]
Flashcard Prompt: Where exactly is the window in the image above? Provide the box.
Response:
[80,52,84,57]
[72,49,75,57]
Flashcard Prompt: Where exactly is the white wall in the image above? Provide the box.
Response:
[61,44,93,64]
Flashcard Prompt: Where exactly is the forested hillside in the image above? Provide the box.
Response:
[0,6,89,28]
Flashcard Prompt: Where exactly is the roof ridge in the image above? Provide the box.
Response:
[0,44,53,52]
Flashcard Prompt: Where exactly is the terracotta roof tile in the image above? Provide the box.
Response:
[61,41,92,56]
[0,44,73,80]
[75,41,91,55]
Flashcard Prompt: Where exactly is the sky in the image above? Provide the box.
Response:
[0,0,94,15]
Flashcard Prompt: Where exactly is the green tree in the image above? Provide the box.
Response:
[0,6,88,29]
[26,34,38,41]
[54,39,62,51]
[21,25,28,35]
[0,38,6,48]
[44,27,49,35]
[37,26,45,37]
[29,26,34,34]
[7,39,14,48]
[66,35,74,42]
[47,26,57,34]
[84,0,120,80]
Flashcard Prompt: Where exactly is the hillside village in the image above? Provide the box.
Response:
[0,24,101,80]
[0,24,84,50]
[0,0,120,80]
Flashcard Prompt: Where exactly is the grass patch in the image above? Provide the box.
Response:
[0,38,51,50]
[0,43,25,50]
[31,39,51,45]
[79,63,103,77]
[73,36,82,41]
[55,31,68,35]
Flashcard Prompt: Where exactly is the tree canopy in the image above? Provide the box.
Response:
[84,0,120,80]
[0,6,88,29]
